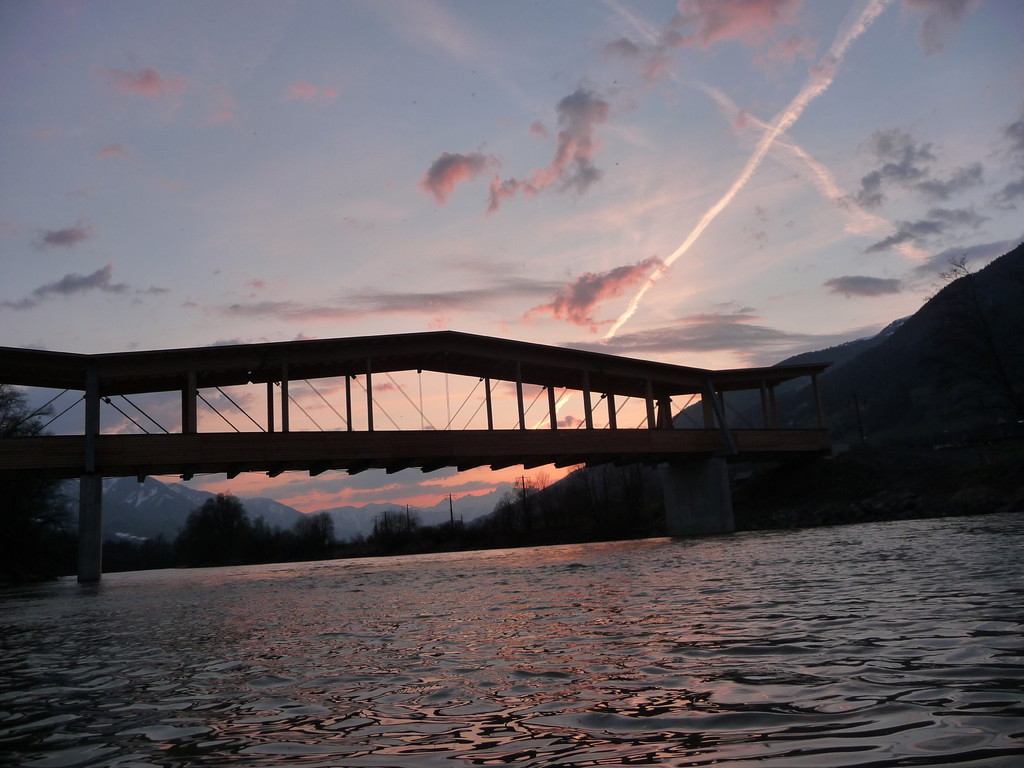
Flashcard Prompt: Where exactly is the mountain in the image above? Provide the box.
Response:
[66,477,305,542]
[754,242,1024,443]
[312,487,507,540]
[66,476,504,544]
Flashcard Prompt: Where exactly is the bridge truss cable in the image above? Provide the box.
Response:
[21,389,70,426]
[385,372,434,430]
[464,378,500,430]
[522,384,546,427]
[215,387,265,432]
[102,396,151,434]
[445,376,483,430]
[286,392,323,431]
[675,393,702,428]
[37,394,82,431]
[197,392,240,432]
[120,394,170,433]
[350,375,402,430]
[304,379,347,430]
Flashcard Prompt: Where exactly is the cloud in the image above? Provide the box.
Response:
[525,257,663,331]
[2,264,129,310]
[824,275,903,296]
[992,109,1024,208]
[223,276,560,323]
[580,311,880,365]
[865,206,987,253]
[854,128,985,210]
[855,129,936,208]
[679,0,802,47]
[98,143,132,158]
[107,67,186,98]
[284,80,338,101]
[915,162,983,201]
[606,0,892,340]
[37,223,92,248]
[420,152,495,205]
[488,88,611,212]
[907,237,1021,279]
[992,179,1024,209]
[904,0,980,55]
[606,0,802,82]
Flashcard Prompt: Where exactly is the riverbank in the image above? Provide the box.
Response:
[732,439,1024,531]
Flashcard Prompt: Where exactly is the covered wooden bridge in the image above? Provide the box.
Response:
[0,330,830,581]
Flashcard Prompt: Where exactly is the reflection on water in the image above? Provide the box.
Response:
[2,513,1023,767]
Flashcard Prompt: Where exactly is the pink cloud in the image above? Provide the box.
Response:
[526,257,663,332]
[606,0,802,84]
[679,0,802,47]
[488,88,610,213]
[99,143,132,158]
[529,120,549,138]
[107,67,185,98]
[420,151,495,205]
[284,80,338,101]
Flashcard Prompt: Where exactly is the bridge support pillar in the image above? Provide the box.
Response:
[77,474,103,583]
[660,458,734,536]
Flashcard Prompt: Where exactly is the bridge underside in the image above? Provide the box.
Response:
[0,428,829,479]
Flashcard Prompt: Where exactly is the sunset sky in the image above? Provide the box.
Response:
[3,0,1023,513]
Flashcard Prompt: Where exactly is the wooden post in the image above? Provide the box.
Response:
[266,380,275,433]
[606,392,617,429]
[582,370,593,430]
[345,374,353,431]
[548,385,558,430]
[182,370,197,434]
[366,359,374,432]
[78,365,102,583]
[657,396,673,429]
[280,362,290,433]
[515,362,525,430]
[645,379,656,430]
[485,377,494,430]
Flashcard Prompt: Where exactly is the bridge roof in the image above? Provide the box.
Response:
[0,330,827,398]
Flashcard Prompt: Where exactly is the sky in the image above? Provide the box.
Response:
[3,0,1023,514]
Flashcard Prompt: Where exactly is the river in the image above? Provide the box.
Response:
[2,513,1022,767]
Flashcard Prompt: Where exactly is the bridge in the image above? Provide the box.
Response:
[0,331,830,581]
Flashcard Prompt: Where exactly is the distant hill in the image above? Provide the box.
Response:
[799,242,1024,444]
[66,476,504,543]
[708,242,1024,444]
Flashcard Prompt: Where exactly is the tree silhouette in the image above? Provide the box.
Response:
[0,384,70,582]
[175,493,252,566]
[294,512,335,557]
[930,254,1024,424]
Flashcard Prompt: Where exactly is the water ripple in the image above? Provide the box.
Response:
[2,513,1023,766]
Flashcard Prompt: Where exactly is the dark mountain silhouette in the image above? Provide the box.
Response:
[776,241,1024,444]
[66,477,502,543]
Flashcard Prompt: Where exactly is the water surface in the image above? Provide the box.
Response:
[2,513,1023,766]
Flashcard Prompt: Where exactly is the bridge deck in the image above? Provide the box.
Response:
[0,428,830,479]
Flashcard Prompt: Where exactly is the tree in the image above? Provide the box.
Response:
[930,254,1024,425]
[0,384,71,582]
[175,493,252,567]
[293,512,335,558]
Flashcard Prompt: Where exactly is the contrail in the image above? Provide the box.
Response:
[605,0,894,340]
[696,82,888,237]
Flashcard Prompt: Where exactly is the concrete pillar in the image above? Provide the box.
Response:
[78,474,103,583]
[660,457,734,536]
